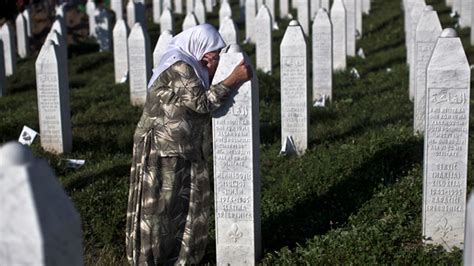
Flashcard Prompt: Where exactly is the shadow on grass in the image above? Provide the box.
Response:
[63,162,130,192]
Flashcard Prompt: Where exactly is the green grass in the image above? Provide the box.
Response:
[0,0,470,264]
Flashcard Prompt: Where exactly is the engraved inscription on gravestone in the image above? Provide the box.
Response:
[312,8,333,103]
[128,23,151,106]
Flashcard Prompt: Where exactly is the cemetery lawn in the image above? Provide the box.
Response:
[0,0,470,264]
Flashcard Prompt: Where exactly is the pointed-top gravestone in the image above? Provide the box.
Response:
[113,19,129,83]
[0,41,5,96]
[211,43,261,266]
[160,8,175,33]
[311,0,321,20]
[331,0,347,71]
[255,5,272,73]
[245,0,257,43]
[0,142,83,265]
[266,0,276,28]
[153,0,162,23]
[312,8,333,103]
[182,12,199,31]
[280,20,308,156]
[423,28,470,251]
[35,40,72,154]
[194,0,206,24]
[413,6,441,135]
[1,23,16,77]
[163,0,173,10]
[343,0,356,56]
[111,0,124,19]
[126,0,136,29]
[174,0,184,14]
[186,0,195,13]
[46,29,68,84]
[16,13,29,59]
[86,0,96,36]
[219,17,239,45]
[153,30,173,67]
[280,0,289,18]
[128,23,151,106]
[219,0,232,26]
[321,0,330,10]
[297,0,309,36]
[409,0,426,101]
[464,192,474,265]
[94,7,112,52]
[22,8,32,38]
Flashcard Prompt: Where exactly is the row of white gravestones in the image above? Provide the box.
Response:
[297,0,309,36]
[128,23,151,106]
[161,8,175,33]
[0,23,16,76]
[423,28,470,251]
[182,12,199,31]
[256,5,272,73]
[343,0,356,56]
[0,142,83,265]
[219,17,239,45]
[409,0,426,101]
[113,19,129,83]
[153,30,173,67]
[280,21,308,156]
[332,0,347,71]
[413,6,441,135]
[211,44,261,265]
[16,12,29,58]
[127,0,146,30]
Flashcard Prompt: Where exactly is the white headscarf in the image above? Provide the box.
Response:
[147,24,226,89]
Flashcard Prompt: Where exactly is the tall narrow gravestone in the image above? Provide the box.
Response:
[219,17,239,45]
[186,0,194,13]
[297,0,309,36]
[22,8,32,38]
[0,41,5,96]
[153,30,173,67]
[363,0,370,13]
[127,0,136,29]
[16,13,29,58]
[212,44,261,266]
[343,0,355,56]
[153,0,162,23]
[245,0,257,43]
[219,0,232,26]
[356,0,362,36]
[280,0,289,18]
[0,142,83,265]
[205,0,213,12]
[35,40,72,154]
[423,28,470,250]
[312,8,333,103]
[464,192,474,265]
[280,21,308,155]
[128,23,151,106]
[255,5,272,73]
[311,0,321,20]
[331,0,346,71]
[1,23,16,76]
[321,0,330,10]
[174,0,183,14]
[413,6,441,135]
[404,0,416,65]
[266,0,276,28]
[160,8,175,33]
[194,0,206,24]
[182,12,198,31]
[113,19,129,83]
[111,0,123,19]
[409,0,426,101]
[460,0,471,27]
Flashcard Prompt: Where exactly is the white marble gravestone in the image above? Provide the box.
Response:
[0,142,83,265]
[331,0,347,71]
[113,19,129,83]
[257,0,264,8]
[111,0,123,19]
[1,24,16,76]
[423,28,470,251]
[356,0,362,36]
[174,0,183,14]
[163,0,173,9]
[186,0,195,13]
[280,0,289,18]
[16,13,29,59]
[413,7,441,135]
[464,192,474,265]
[128,23,151,106]
[280,21,308,156]
[205,0,213,12]
[342,0,355,56]
[153,30,173,67]
[153,0,162,23]
[255,5,272,73]
[94,8,112,52]
[245,0,257,43]
[409,0,426,101]
[45,29,68,86]
[0,41,5,96]
[460,0,471,27]
[194,0,206,24]
[404,0,416,65]
[311,0,321,20]
[160,8,175,33]
[86,0,96,36]
[266,0,276,28]
[182,12,199,31]
[321,0,329,10]
[22,8,32,38]
[35,40,72,154]
[126,0,136,29]
[363,0,370,14]
[219,0,232,26]
[219,17,239,45]
[312,8,333,103]
[212,44,261,266]
[297,0,309,36]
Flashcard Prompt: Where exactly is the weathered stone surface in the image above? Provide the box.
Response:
[0,142,83,265]
[255,5,272,73]
[160,8,175,33]
[16,13,29,59]
[464,192,474,264]
[409,0,426,101]
[297,0,309,36]
[1,23,16,77]
[35,40,72,154]
[343,0,356,56]
[153,30,173,67]
[312,8,332,103]
[280,20,308,155]
[0,41,5,96]
[331,0,346,70]
[423,28,470,250]
[86,0,96,36]
[219,0,232,26]
[182,12,198,31]
[111,0,123,19]
[219,17,239,45]
[94,8,112,52]
[153,0,162,23]
[211,44,261,266]
[128,23,151,106]
[413,7,441,135]
[311,0,321,20]
[245,0,257,43]
[194,0,206,24]
[113,19,129,83]
[460,0,471,27]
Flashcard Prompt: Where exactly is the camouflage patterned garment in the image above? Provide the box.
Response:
[126,61,232,265]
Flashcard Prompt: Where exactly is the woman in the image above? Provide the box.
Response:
[126,24,252,265]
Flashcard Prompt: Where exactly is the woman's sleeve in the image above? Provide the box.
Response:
[170,62,233,114]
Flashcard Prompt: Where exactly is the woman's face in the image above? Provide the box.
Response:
[201,50,221,79]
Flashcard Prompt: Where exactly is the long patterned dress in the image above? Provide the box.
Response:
[126,61,232,265]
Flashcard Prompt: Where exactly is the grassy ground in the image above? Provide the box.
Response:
[0,0,470,264]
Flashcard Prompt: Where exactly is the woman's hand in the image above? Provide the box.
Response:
[222,60,253,89]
